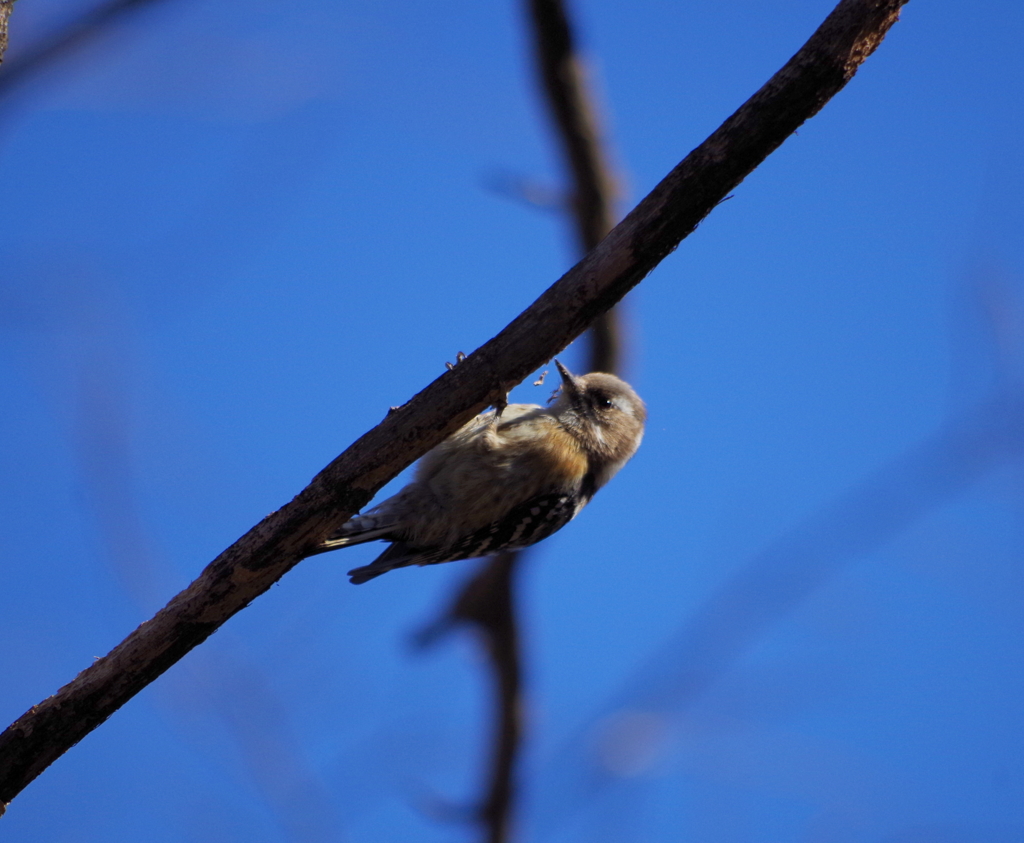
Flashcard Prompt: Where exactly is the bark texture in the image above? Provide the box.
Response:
[0,0,13,64]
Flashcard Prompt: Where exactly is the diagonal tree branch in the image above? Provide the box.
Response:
[0,0,909,815]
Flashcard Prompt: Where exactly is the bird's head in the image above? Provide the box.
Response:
[551,360,646,473]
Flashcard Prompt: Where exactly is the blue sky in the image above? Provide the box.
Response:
[2,1,1024,841]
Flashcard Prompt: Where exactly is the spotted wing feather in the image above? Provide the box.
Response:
[347,490,583,583]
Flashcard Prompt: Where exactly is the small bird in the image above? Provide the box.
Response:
[316,361,646,584]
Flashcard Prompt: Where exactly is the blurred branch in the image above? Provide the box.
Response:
[528,0,623,374]
[69,308,340,841]
[430,0,627,840]
[539,391,1024,825]
[529,0,617,252]
[0,0,167,103]
[417,551,523,841]
[0,0,908,814]
[484,170,565,212]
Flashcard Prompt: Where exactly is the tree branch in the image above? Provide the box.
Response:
[0,0,908,814]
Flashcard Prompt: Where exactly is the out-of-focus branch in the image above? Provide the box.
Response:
[0,0,908,814]
[417,551,523,840]
[427,1,627,841]
[538,391,1024,825]
[67,305,340,840]
[528,0,623,374]
[529,0,617,250]
[0,0,167,103]
[528,0,614,248]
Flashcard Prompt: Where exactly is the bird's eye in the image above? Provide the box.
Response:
[593,392,614,410]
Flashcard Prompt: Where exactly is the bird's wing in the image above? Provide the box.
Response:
[347,541,423,584]
[346,489,583,583]
[439,490,580,559]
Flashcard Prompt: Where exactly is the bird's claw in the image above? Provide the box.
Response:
[445,351,467,371]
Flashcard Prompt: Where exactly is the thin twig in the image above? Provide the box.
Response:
[0,0,908,814]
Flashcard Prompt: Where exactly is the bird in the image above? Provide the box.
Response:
[314,361,646,584]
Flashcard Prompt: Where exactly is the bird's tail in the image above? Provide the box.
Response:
[347,542,421,584]
[305,511,395,556]
[306,506,424,583]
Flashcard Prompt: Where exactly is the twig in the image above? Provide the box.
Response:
[0,0,908,814]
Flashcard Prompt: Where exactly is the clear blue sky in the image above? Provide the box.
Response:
[2,1,1024,841]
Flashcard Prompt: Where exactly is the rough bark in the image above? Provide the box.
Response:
[0,0,14,64]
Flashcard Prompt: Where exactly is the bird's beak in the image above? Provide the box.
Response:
[555,359,583,403]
